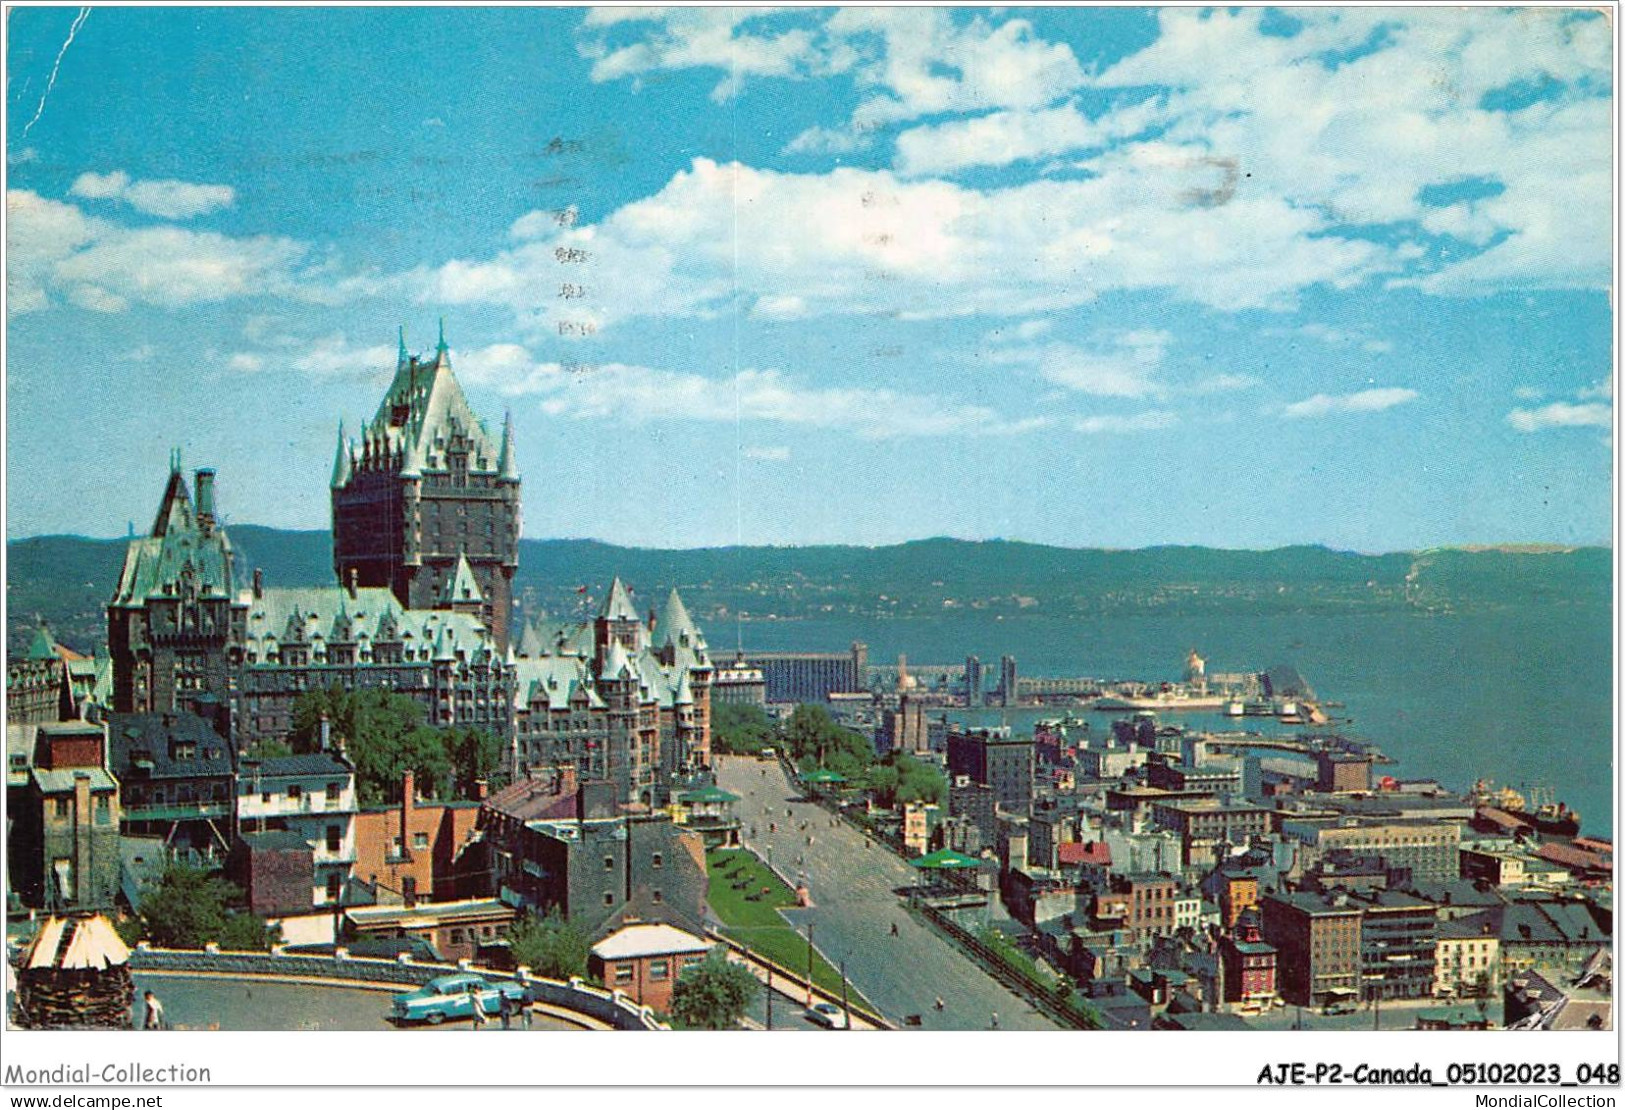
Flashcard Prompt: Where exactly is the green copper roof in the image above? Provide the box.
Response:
[331,422,352,489]
[241,584,492,663]
[445,553,484,605]
[498,411,519,483]
[357,334,504,480]
[111,468,235,608]
[599,577,639,622]
[26,625,59,662]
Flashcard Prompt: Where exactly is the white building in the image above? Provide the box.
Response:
[236,752,357,907]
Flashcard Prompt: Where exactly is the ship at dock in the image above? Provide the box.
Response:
[1471,780,1582,839]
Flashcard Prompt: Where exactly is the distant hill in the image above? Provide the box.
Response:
[7,529,1610,656]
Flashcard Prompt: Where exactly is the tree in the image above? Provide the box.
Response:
[445,726,507,798]
[669,950,759,1029]
[506,910,590,980]
[711,703,775,756]
[892,753,947,807]
[289,686,452,805]
[137,865,277,951]
[785,704,873,779]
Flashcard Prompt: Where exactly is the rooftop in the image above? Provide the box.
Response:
[590,923,711,961]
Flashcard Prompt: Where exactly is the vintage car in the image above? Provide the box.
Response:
[390,973,527,1025]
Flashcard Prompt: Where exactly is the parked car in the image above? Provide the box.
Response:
[391,973,527,1025]
[804,1001,848,1029]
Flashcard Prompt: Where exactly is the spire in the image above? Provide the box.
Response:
[498,411,519,483]
[658,588,698,647]
[445,553,483,605]
[436,317,448,363]
[169,447,183,474]
[331,422,352,489]
[398,326,409,367]
[599,577,638,621]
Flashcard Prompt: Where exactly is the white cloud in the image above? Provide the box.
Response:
[1283,387,1420,419]
[742,445,791,461]
[1188,373,1261,395]
[1507,400,1611,432]
[291,335,399,379]
[420,157,1390,331]
[582,8,1087,125]
[581,8,824,103]
[1513,386,1545,401]
[70,170,235,219]
[228,352,264,373]
[751,294,806,320]
[1088,8,1610,295]
[894,99,1159,177]
[456,343,1045,440]
[784,125,870,157]
[1578,377,1612,401]
[7,189,310,315]
[993,330,1172,399]
[1074,410,1178,434]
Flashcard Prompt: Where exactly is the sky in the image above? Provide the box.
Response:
[4,6,1614,551]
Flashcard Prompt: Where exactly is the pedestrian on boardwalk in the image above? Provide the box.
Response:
[991,1011,1000,1029]
[142,990,165,1030]
[499,988,515,1030]
[934,996,945,1011]
[469,984,489,1030]
[890,922,899,937]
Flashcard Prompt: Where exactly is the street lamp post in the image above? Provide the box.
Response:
[805,921,815,1007]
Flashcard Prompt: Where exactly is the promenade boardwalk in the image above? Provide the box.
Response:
[715,755,1060,1031]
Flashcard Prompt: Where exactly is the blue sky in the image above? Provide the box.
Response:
[5,6,1613,550]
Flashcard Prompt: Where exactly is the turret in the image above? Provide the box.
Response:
[331,422,352,489]
[498,411,520,483]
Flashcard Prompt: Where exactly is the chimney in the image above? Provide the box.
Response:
[253,568,264,599]
[475,779,489,801]
[73,772,93,906]
[401,770,415,857]
[347,567,358,600]
[194,469,216,534]
[647,607,658,633]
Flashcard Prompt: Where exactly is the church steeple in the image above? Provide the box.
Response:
[397,326,409,368]
[435,317,449,364]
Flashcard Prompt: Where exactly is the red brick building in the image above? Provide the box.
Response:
[232,830,316,917]
[588,923,713,1013]
[352,770,483,905]
[1219,912,1278,1006]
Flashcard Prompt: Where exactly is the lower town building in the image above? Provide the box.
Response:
[1352,889,1437,1001]
[352,770,483,905]
[9,722,121,911]
[1219,912,1278,1006]
[483,794,709,938]
[588,922,713,1012]
[234,751,357,909]
[343,897,518,963]
[1278,817,1460,883]
[1435,918,1501,998]
[107,711,234,860]
[1260,891,1361,1008]
[1151,798,1272,868]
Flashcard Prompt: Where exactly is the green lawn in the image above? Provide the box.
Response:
[705,847,871,1009]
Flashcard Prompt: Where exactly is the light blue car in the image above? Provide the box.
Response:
[391,973,526,1025]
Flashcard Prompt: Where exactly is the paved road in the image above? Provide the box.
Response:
[717,756,1059,1031]
[128,975,580,1031]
